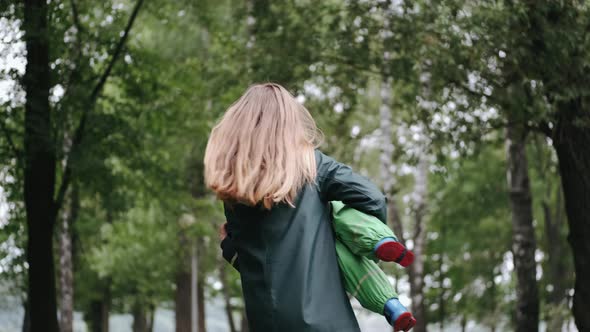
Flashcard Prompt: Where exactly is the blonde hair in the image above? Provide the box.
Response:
[204,83,323,209]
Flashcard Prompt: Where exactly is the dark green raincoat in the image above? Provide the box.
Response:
[223,150,387,332]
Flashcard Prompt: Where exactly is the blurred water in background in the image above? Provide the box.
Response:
[1,294,540,332]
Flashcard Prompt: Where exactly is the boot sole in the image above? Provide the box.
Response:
[394,312,417,331]
[375,242,415,267]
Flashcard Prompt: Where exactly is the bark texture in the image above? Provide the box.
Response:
[197,266,207,332]
[552,100,590,331]
[131,302,147,332]
[407,158,428,332]
[175,228,192,332]
[22,1,59,331]
[87,286,110,332]
[22,1,144,331]
[175,269,192,332]
[505,124,539,332]
[379,79,406,248]
[542,187,569,331]
[59,184,79,332]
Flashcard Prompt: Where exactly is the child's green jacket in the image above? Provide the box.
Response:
[223,150,387,332]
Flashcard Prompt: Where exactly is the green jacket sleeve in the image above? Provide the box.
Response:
[315,150,388,223]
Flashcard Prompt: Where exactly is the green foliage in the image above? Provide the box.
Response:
[0,0,583,329]
[425,143,512,326]
[89,204,177,304]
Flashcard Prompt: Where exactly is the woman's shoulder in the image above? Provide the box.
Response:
[314,149,336,168]
[314,149,353,179]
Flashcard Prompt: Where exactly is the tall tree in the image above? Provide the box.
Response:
[505,123,539,332]
[520,5,590,327]
[407,156,429,332]
[444,2,588,327]
[19,0,145,329]
[22,0,59,330]
[58,183,79,332]
[175,228,192,332]
[550,93,590,330]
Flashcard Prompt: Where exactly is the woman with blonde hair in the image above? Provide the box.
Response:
[205,83,416,331]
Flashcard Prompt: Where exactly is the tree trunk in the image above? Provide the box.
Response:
[22,1,59,331]
[175,227,192,332]
[147,304,155,332]
[86,214,112,332]
[488,267,498,332]
[84,279,111,332]
[132,302,147,332]
[542,188,568,331]
[240,309,249,332]
[379,78,395,205]
[552,101,590,331]
[101,294,110,332]
[87,285,110,332]
[544,187,567,304]
[505,124,539,332]
[378,78,406,243]
[197,272,206,332]
[219,263,237,332]
[59,183,79,332]
[408,157,428,332]
[132,301,153,332]
[175,269,192,332]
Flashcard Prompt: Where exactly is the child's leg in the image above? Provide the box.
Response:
[335,239,397,313]
[331,201,414,267]
[335,240,416,331]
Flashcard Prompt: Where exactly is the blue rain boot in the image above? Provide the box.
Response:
[383,298,417,331]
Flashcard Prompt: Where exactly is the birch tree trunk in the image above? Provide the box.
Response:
[58,203,72,332]
[379,79,405,242]
[542,187,568,331]
[59,182,78,332]
[196,242,206,332]
[505,124,539,332]
[408,157,428,332]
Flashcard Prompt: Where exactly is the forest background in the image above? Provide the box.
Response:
[1,0,589,331]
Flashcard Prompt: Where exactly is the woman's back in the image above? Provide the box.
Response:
[224,150,387,332]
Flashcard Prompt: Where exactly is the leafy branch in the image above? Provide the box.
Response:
[54,0,145,215]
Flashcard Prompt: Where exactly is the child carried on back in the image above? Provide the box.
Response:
[206,83,416,331]
[221,201,417,331]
